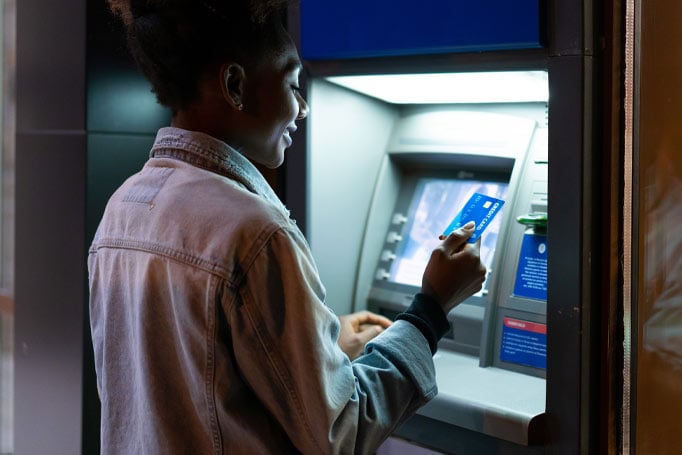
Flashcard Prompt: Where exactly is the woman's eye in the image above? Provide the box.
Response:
[291,85,301,93]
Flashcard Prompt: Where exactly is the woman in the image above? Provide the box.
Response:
[89,1,486,453]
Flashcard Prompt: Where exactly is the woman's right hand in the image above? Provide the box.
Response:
[420,221,487,314]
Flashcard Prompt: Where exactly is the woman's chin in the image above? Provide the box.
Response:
[260,152,285,169]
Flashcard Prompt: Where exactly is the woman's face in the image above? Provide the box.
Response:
[238,36,309,168]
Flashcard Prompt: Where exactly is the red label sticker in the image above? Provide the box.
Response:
[503,317,547,335]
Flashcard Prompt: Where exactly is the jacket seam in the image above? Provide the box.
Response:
[206,276,223,454]
[238,229,326,453]
[241,289,326,454]
[91,238,236,285]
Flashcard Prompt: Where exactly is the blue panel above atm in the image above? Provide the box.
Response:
[300,0,543,60]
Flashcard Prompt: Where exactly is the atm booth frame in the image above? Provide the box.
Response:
[283,2,606,454]
[13,0,616,453]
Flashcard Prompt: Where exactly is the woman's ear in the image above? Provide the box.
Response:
[220,63,246,111]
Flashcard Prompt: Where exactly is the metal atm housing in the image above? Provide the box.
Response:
[307,75,549,446]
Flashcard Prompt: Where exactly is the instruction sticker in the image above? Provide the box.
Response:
[442,193,505,243]
[513,233,548,301]
[500,317,547,369]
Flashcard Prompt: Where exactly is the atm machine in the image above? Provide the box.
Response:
[305,73,549,450]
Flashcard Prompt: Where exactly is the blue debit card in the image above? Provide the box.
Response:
[442,193,506,243]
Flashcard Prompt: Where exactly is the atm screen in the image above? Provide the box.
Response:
[388,178,509,287]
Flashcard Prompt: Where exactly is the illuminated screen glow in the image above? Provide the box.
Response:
[389,178,509,288]
[326,71,549,104]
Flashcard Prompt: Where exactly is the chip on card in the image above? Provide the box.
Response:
[442,193,506,243]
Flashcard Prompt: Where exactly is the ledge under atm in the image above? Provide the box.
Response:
[414,350,546,447]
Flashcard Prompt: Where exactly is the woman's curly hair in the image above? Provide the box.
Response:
[107,0,290,112]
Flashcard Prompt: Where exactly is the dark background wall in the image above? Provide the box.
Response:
[14,1,87,453]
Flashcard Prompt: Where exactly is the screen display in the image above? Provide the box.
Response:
[388,178,509,288]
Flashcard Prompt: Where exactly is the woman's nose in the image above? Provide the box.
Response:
[296,94,309,120]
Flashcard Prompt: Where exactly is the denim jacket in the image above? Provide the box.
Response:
[89,127,438,454]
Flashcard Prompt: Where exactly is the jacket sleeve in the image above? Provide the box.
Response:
[226,225,438,454]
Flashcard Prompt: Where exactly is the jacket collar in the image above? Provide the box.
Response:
[151,127,291,218]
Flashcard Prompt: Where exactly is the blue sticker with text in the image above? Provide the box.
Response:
[513,233,547,300]
[442,193,505,243]
[500,317,547,369]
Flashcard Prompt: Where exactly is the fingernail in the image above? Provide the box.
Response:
[463,221,475,229]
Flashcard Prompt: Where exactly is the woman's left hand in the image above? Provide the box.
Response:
[337,311,393,360]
